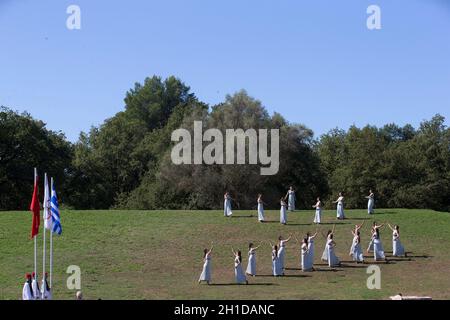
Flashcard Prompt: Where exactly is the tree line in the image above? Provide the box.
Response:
[1,76,449,212]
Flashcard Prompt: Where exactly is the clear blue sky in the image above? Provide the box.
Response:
[1,0,449,142]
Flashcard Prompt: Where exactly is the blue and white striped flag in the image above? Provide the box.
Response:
[50,181,62,235]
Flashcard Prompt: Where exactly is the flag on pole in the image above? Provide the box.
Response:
[43,174,52,230]
[50,181,62,235]
[30,169,40,239]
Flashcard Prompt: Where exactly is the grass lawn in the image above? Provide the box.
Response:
[1,208,449,300]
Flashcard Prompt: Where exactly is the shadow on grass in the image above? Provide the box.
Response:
[283,274,312,278]
[231,215,254,219]
[314,268,342,272]
[209,283,276,286]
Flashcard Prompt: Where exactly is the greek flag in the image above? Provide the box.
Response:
[51,181,62,235]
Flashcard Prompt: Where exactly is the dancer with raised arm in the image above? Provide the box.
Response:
[224,192,233,217]
[307,230,318,268]
[278,235,292,274]
[321,225,336,262]
[367,222,384,252]
[269,241,282,277]
[333,192,345,220]
[366,190,375,214]
[280,197,288,225]
[312,197,322,224]
[232,247,248,285]
[198,243,213,285]
[257,194,266,223]
[327,233,341,267]
[388,224,406,257]
[301,237,313,271]
[285,186,296,211]
[246,243,261,277]
[372,227,386,261]
[351,230,364,263]
[349,221,365,256]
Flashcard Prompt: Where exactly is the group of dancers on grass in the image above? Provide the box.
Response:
[224,188,376,224]
[199,221,406,285]
[200,188,401,285]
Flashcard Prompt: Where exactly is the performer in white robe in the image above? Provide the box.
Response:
[232,248,248,284]
[246,243,260,276]
[333,193,345,220]
[198,244,213,284]
[223,192,233,217]
[388,224,406,257]
[31,272,40,300]
[285,186,296,211]
[321,226,336,261]
[22,273,33,300]
[41,272,52,300]
[312,197,322,224]
[372,229,385,261]
[349,221,365,256]
[366,190,375,214]
[327,234,341,267]
[301,238,313,271]
[269,243,282,277]
[280,198,288,225]
[257,194,266,222]
[277,235,292,274]
[367,222,384,253]
[351,231,364,263]
[307,231,318,268]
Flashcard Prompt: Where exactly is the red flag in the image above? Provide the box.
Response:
[30,171,40,239]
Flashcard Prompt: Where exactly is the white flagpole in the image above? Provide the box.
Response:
[50,177,54,290]
[34,167,38,285]
[42,173,48,298]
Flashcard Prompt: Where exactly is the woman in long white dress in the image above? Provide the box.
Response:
[224,192,233,217]
[277,235,292,274]
[232,248,248,284]
[327,234,341,267]
[321,225,336,262]
[312,197,322,224]
[367,222,384,253]
[372,228,386,261]
[280,197,288,225]
[365,190,375,214]
[349,221,365,256]
[257,194,266,223]
[198,244,213,284]
[285,186,296,211]
[333,193,345,220]
[388,224,406,257]
[351,230,364,263]
[246,243,260,276]
[301,238,314,271]
[269,242,282,277]
[307,231,318,268]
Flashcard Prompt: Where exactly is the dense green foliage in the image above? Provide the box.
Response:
[1,76,449,211]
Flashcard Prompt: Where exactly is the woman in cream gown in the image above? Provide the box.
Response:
[277,235,292,274]
[198,244,213,284]
[232,248,248,284]
[351,230,364,263]
[349,221,365,256]
[333,192,345,220]
[246,243,260,276]
[269,242,282,277]
[301,238,313,271]
[224,192,233,217]
[365,190,375,215]
[312,197,322,224]
[327,234,341,267]
[285,186,296,211]
[307,231,318,268]
[280,197,288,225]
[321,225,336,262]
[257,194,266,223]
[367,222,384,253]
[388,224,406,257]
[372,228,386,261]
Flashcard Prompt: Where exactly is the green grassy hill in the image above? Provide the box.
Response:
[1,209,449,300]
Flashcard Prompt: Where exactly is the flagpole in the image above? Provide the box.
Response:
[33,168,38,285]
[50,177,54,290]
[42,173,47,298]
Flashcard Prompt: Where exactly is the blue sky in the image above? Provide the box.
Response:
[1,0,449,142]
